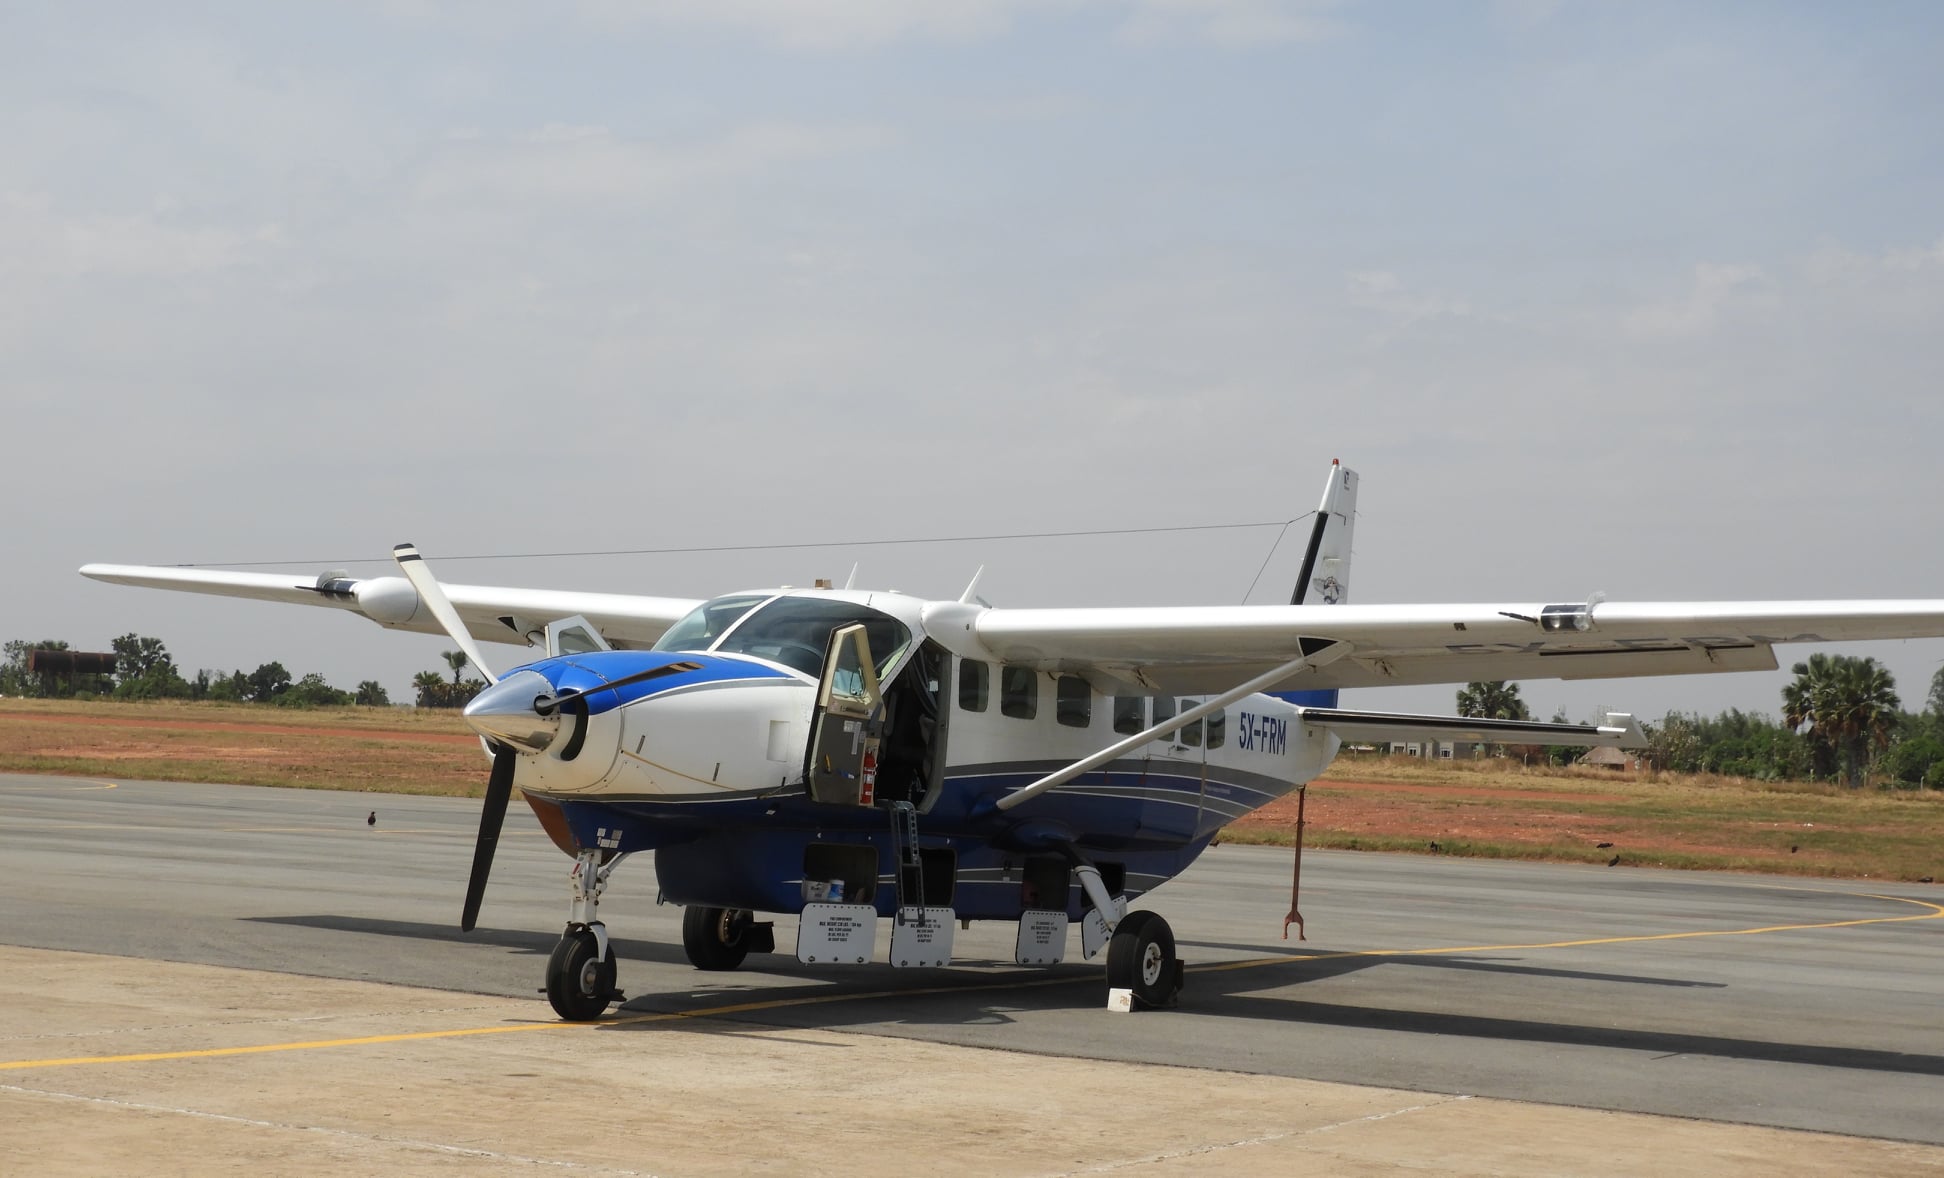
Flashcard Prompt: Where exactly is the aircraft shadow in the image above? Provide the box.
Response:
[240,915,1944,1074]
[607,948,1944,1078]
[1178,941,1725,988]
[241,914,691,967]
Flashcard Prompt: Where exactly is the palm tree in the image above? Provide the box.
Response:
[1783,653,1900,785]
[1455,681,1531,760]
[1456,681,1530,721]
[413,670,448,708]
[441,650,470,686]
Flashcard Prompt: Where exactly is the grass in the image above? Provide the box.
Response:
[0,698,489,796]
[3,701,1940,881]
[1226,753,1944,882]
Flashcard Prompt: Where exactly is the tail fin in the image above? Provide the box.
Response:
[1273,460,1358,706]
[1291,459,1357,607]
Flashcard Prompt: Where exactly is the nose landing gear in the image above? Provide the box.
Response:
[545,848,628,1022]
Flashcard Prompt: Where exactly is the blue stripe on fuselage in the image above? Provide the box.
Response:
[504,650,794,715]
[1267,688,1339,708]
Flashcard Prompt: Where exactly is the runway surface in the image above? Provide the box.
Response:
[3,772,1941,1148]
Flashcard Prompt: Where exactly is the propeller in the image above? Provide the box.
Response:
[393,542,498,685]
[462,744,516,932]
[392,542,512,929]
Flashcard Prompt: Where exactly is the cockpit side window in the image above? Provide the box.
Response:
[653,595,769,653]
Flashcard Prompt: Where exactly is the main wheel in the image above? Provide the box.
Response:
[546,930,616,1021]
[1105,909,1180,1009]
[682,906,753,971]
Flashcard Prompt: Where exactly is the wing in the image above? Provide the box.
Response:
[79,564,702,651]
[946,598,1944,694]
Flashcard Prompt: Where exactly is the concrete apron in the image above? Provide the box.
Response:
[1,946,1937,1178]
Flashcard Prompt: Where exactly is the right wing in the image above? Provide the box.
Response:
[78,564,702,651]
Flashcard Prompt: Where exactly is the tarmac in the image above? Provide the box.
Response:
[4,773,1943,1175]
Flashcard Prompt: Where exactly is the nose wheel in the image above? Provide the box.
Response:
[546,928,619,1021]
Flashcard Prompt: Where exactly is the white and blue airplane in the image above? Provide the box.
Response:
[80,463,1944,1019]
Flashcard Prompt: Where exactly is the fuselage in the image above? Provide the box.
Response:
[480,587,1338,924]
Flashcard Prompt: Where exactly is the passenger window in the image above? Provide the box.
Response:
[1206,708,1226,749]
[1180,717,1202,746]
[959,660,989,712]
[1056,676,1091,728]
[1000,666,1038,720]
[1113,696,1145,735]
[1151,696,1175,724]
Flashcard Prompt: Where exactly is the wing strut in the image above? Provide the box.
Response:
[993,646,1343,814]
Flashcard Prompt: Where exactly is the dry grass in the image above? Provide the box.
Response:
[4,703,1940,882]
[1228,754,1944,882]
[0,698,489,796]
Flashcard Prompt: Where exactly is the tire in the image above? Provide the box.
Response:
[546,930,616,1021]
[1105,909,1180,1009]
[682,906,752,971]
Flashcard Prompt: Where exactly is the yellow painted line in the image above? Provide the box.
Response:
[3,888,1938,1073]
[0,779,118,791]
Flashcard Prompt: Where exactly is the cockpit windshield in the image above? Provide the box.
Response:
[658,595,911,679]
[652,595,767,654]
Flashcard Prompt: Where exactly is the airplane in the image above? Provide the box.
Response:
[79,462,1944,1019]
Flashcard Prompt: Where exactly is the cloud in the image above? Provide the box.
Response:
[376,0,1341,51]
[1623,262,1765,338]
[1115,0,1342,47]
[408,122,891,209]
[1346,270,1481,325]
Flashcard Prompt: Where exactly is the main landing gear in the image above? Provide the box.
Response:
[682,906,758,970]
[1104,909,1183,1008]
[545,848,627,1021]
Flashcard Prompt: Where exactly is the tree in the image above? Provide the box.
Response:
[1455,681,1530,759]
[276,673,353,708]
[1884,730,1944,788]
[109,633,189,699]
[1456,681,1530,720]
[1928,666,1944,719]
[247,662,292,703]
[442,650,470,685]
[413,670,449,708]
[355,680,391,707]
[1783,653,1901,785]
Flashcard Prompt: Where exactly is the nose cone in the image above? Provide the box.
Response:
[463,670,560,753]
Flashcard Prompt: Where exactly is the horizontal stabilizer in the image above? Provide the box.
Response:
[1294,706,1646,749]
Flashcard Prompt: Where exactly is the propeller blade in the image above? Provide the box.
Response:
[393,542,498,685]
[537,661,701,715]
[461,744,516,932]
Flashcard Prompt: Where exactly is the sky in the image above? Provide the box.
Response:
[5,0,1942,722]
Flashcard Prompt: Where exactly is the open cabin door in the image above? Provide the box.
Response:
[805,624,885,806]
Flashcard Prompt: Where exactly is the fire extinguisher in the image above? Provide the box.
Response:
[859,745,878,806]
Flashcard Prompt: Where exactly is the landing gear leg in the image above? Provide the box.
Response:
[545,848,627,1021]
[1105,910,1183,1009]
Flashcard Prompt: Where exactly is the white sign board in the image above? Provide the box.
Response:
[1014,910,1068,965]
[797,902,877,964]
[889,906,955,968]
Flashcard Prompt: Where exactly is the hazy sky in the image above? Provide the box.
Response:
[7,1,1942,721]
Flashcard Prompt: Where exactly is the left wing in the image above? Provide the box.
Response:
[943,598,1944,694]
[79,564,703,651]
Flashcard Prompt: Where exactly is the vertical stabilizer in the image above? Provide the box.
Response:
[1291,459,1357,607]
[1275,460,1358,706]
